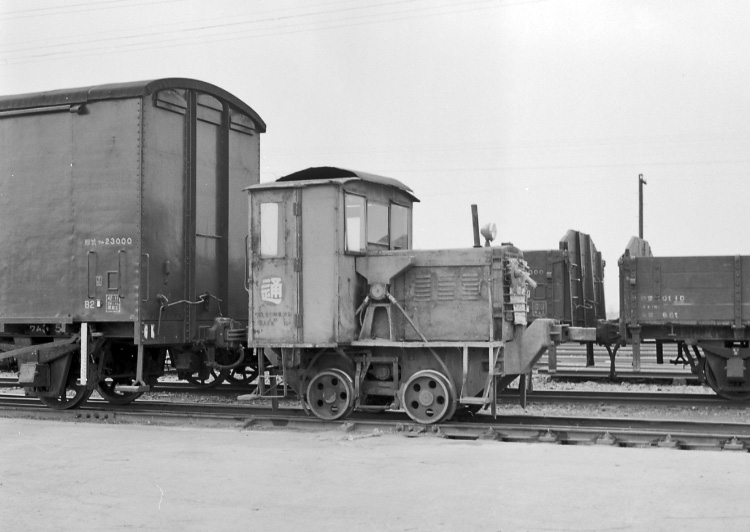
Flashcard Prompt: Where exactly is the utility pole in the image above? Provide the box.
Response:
[639,174,647,239]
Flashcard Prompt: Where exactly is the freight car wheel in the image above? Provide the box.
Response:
[95,344,144,405]
[96,380,144,405]
[704,361,750,401]
[306,368,355,421]
[401,370,456,424]
[38,381,93,410]
[226,365,259,387]
[184,368,228,388]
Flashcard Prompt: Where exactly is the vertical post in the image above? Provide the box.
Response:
[656,341,664,365]
[79,323,88,386]
[639,174,647,239]
[471,204,481,248]
[586,341,595,367]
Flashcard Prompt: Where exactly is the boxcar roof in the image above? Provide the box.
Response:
[0,78,266,132]
[246,166,419,202]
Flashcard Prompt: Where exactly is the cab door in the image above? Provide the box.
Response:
[249,189,301,343]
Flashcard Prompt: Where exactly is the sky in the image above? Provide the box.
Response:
[2,0,749,317]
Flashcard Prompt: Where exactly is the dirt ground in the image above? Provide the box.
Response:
[2,417,750,532]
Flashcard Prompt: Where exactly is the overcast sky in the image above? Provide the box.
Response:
[2,0,749,315]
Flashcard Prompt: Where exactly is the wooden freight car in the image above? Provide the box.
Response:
[0,79,265,408]
[620,238,750,399]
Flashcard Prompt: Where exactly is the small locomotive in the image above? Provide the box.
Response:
[244,167,581,423]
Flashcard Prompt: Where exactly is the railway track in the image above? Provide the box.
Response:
[0,377,722,408]
[1,391,748,452]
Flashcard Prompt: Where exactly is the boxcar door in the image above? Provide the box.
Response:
[194,94,228,324]
[249,189,301,343]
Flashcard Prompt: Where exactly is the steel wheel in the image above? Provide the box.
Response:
[95,343,144,405]
[226,365,259,387]
[39,379,92,410]
[704,360,750,401]
[306,368,355,421]
[184,367,228,388]
[401,369,456,424]
[96,379,143,405]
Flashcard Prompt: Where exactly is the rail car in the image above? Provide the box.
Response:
[528,230,750,401]
[524,230,608,369]
[244,167,589,423]
[0,79,265,407]
[618,238,750,400]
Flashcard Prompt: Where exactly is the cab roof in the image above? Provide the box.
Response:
[247,166,419,202]
[0,78,266,132]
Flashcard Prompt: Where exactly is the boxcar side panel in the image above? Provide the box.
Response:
[141,95,188,332]
[72,98,141,323]
[0,108,76,321]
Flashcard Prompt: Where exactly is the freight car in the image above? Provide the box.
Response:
[244,167,592,423]
[0,79,265,407]
[619,238,750,400]
[524,230,607,369]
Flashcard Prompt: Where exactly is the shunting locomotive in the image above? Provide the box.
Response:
[244,167,581,423]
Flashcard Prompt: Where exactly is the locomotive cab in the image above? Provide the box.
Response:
[246,167,417,346]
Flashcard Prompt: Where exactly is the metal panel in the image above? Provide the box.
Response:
[140,96,188,332]
[226,123,258,321]
[525,249,568,322]
[301,186,338,343]
[392,249,493,341]
[72,99,141,322]
[0,108,75,320]
[621,254,750,339]
[249,189,300,342]
[194,112,226,321]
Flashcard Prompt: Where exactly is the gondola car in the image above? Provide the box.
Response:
[619,238,750,400]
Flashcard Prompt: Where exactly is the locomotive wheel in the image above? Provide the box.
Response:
[38,377,93,410]
[704,361,750,401]
[306,368,355,421]
[226,365,259,387]
[401,370,456,424]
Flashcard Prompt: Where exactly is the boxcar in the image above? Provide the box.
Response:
[0,79,265,407]
[619,238,750,399]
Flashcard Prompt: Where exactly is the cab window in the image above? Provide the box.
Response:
[345,194,366,253]
[260,202,283,257]
[390,203,409,250]
[367,201,389,248]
